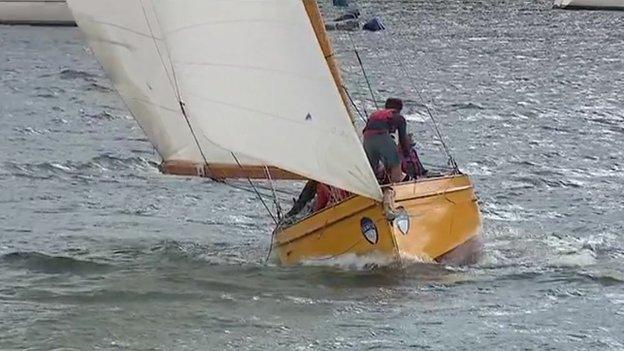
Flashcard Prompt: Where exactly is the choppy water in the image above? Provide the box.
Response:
[1,0,623,350]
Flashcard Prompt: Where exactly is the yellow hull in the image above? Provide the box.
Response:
[275,174,482,266]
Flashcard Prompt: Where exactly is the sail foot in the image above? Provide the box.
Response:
[160,160,304,180]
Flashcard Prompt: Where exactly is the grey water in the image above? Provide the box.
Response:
[1,0,623,349]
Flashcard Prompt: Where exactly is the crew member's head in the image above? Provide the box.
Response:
[385,98,403,112]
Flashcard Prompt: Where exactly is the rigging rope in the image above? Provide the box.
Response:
[144,0,283,252]
[142,0,221,178]
[224,180,298,198]
[263,166,282,264]
[352,12,459,171]
[230,153,279,225]
[177,102,218,177]
[265,227,278,264]
[346,33,378,113]
[381,33,458,170]
[264,166,283,221]
[342,85,367,123]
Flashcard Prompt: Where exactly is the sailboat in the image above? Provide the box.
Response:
[0,0,74,25]
[554,0,624,10]
[67,0,482,266]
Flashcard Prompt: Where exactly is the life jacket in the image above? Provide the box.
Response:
[400,147,427,179]
[363,109,396,137]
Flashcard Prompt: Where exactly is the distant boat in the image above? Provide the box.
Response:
[554,0,624,10]
[0,0,74,25]
[67,0,482,266]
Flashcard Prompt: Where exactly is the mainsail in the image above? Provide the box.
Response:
[66,0,272,177]
[68,0,382,200]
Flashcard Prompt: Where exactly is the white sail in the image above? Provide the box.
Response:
[152,0,382,200]
[68,0,382,200]
[66,0,259,166]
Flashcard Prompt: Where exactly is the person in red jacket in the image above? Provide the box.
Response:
[362,98,410,220]
[399,133,428,180]
[363,98,409,184]
[314,183,350,212]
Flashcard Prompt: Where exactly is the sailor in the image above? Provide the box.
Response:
[363,98,409,184]
[285,180,318,218]
[400,133,428,180]
[314,183,350,211]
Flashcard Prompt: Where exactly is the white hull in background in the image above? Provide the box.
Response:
[554,0,624,10]
[0,0,74,25]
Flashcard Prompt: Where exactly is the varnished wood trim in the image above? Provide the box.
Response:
[160,160,304,180]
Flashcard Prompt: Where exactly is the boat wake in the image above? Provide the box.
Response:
[297,251,459,272]
[143,240,259,267]
[57,68,100,81]
[474,225,624,287]
[1,251,113,275]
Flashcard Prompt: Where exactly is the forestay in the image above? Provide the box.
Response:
[69,0,382,200]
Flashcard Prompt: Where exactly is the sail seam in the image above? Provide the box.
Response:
[183,91,355,132]
[124,97,179,114]
[172,61,331,83]
[138,0,177,97]
[144,0,218,176]
[164,19,300,36]
[78,17,158,40]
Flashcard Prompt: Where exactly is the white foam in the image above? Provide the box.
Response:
[399,252,435,264]
[482,202,527,222]
[605,293,624,305]
[300,252,397,270]
[463,162,493,176]
[463,112,504,122]
[550,250,597,267]
[544,235,598,267]
[403,112,428,123]
[50,163,73,172]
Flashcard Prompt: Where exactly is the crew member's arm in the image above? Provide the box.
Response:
[395,114,410,153]
[314,183,331,211]
[286,180,318,217]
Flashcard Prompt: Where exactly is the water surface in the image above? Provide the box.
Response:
[0,0,623,349]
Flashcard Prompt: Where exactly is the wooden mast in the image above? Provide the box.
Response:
[302,0,355,124]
